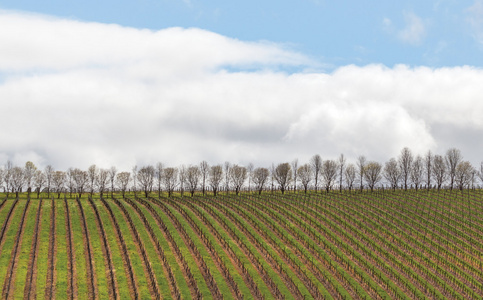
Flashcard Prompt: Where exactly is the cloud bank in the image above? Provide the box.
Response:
[1,10,482,170]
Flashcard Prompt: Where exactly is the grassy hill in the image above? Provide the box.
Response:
[0,189,482,299]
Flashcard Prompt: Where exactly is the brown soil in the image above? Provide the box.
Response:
[45,199,57,299]
[76,198,99,299]
[211,198,306,299]
[2,199,31,300]
[124,198,181,299]
[0,199,19,257]
[195,198,284,299]
[99,198,140,300]
[23,200,43,299]
[87,197,119,300]
[179,197,264,299]
[151,198,223,299]
[65,198,78,300]
[166,198,243,299]
[112,198,161,300]
[137,198,201,299]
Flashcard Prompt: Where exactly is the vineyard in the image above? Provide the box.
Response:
[0,190,482,299]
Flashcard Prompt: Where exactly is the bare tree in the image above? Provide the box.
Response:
[108,166,117,198]
[155,162,164,197]
[364,161,382,192]
[4,161,13,197]
[11,166,25,198]
[479,162,483,186]
[163,167,178,197]
[138,165,155,197]
[338,154,345,192]
[24,161,37,197]
[45,165,54,198]
[132,165,138,196]
[230,165,247,195]
[455,161,474,190]
[199,161,209,196]
[66,168,76,198]
[273,163,292,194]
[270,164,275,193]
[310,154,322,192]
[186,165,201,197]
[291,159,298,193]
[297,164,312,194]
[52,171,66,199]
[87,164,98,196]
[73,169,89,198]
[357,156,366,192]
[321,160,338,193]
[411,155,424,191]
[209,165,223,196]
[247,163,254,193]
[384,158,400,190]
[424,150,433,189]
[116,172,131,198]
[471,168,477,189]
[252,167,269,195]
[179,166,187,197]
[224,162,231,194]
[34,170,46,199]
[97,168,110,198]
[432,155,446,190]
[445,148,462,190]
[398,147,413,190]
[344,163,356,191]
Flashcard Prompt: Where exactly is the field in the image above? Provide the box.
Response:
[0,189,482,299]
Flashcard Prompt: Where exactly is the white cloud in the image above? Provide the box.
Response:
[0,10,309,72]
[398,11,427,45]
[1,10,483,170]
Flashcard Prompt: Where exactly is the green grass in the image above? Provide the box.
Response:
[35,199,52,299]
[68,199,89,299]
[82,198,110,299]
[94,198,132,299]
[149,200,212,298]
[122,199,173,299]
[186,199,273,299]
[221,198,313,298]
[12,199,38,298]
[162,200,233,298]
[199,199,293,299]
[135,199,192,299]
[176,199,252,298]
[55,199,68,299]
[2,191,483,299]
[107,200,152,299]
[0,200,25,292]
[0,199,13,230]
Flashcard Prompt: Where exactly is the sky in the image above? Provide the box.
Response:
[1,0,483,171]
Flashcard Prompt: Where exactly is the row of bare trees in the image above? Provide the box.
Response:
[1,147,483,197]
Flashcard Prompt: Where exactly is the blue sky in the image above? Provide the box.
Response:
[1,1,483,173]
[2,0,482,69]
